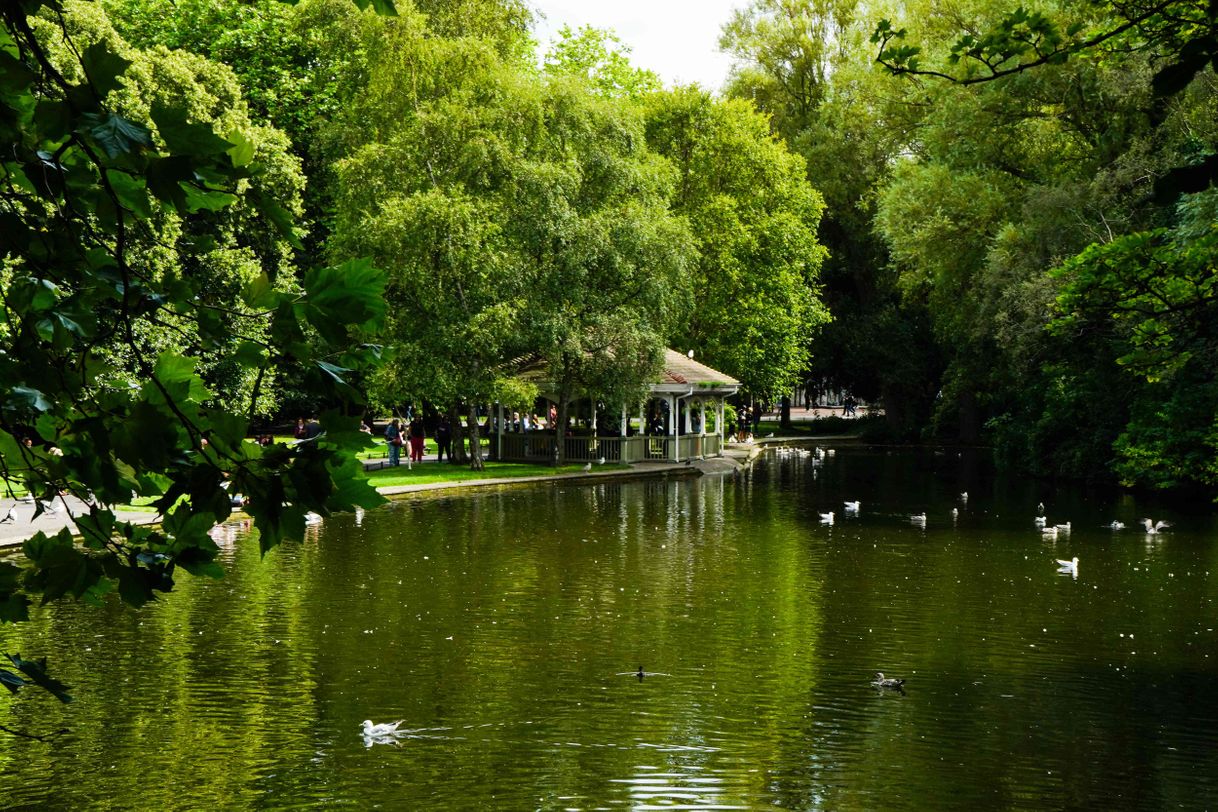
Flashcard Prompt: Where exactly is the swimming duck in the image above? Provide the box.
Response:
[872,672,906,689]
[819,511,834,525]
[843,500,860,513]
[1056,557,1079,576]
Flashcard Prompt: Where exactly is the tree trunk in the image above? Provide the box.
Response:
[449,401,469,464]
[780,395,793,430]
[466,402,484,470]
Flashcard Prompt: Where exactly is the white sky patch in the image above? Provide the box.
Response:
[530,0,744,93]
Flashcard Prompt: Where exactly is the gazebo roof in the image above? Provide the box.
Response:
[659,349,740,388]
[509,349,739,396]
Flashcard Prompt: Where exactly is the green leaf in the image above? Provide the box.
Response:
[181,183,237,213]
[302,258,387,344]
[5,653,73,703]
[353,0,398,14]
[150,102,232,156]
[226,128,256,167]
[83,113,151,158]
[0,669,28,695]
[146,156,193,210]
[241,273,277,309]
[251,190,302,249]
[81,41,131,99]
[8,386,52,412]
[106,169,151,218]
[34,99,72,141]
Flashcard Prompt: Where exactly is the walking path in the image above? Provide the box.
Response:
[0,437,833,549]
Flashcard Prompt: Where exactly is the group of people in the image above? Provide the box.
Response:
[383,416,453,466]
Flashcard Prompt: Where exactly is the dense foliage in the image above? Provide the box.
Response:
[725,0,1218,492]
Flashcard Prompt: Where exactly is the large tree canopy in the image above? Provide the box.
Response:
[0,0,387,698]
[644,87,829,398]
[328,21,693,463]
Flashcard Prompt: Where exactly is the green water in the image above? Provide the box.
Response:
[2,447,1217,810]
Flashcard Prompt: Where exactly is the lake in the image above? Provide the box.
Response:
[2,446,1216,809]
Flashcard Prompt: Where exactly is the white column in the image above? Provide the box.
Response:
[718,399,725,453]
[700,400,706,436]
[670,393,678,462]
[619,406,627,436]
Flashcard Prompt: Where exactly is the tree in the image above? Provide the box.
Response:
[329,25,692,465]
[643,86,830,399]
[0,1,387,705]
[721,0,941,435]
[543,24,661,98]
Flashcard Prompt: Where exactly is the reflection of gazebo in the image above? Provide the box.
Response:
[492,350,740,464]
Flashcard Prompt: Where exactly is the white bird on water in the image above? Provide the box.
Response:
[1041,526,1059,539]
[843,500,860,513]
[910,513,927,524]
[959,491,968,502]
[1034,515,1047,527]
[1037,502,1045,514]
[1106,520,1125,530]
[1056,556,1079,577]
[951,507,959,519]
[1054,522,1072,533]
[361,719,405,737]
[1142,518,1171,535]
[819,511,835,525]
[304,511,323,525]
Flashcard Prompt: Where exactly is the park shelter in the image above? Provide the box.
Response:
[492,349,740,464]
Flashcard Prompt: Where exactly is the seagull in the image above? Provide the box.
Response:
[1037,502,1045,514]
[304,511,323,525]
[959,491,968,502]
[1142,518,1170,534]
[843,500,860,513]
[596,457,606,465]
[361,719,405,736]
[1041,526,1059,538]
[0,507,15,524]
[819,511,834,525]
[1056,556,1079,577]
[1054,522,1072,533]
[871,672,906,689]
[910,513,927,523]
[582,462,592,472]
[1106,520,1125,530]
[951,507,959,519]
[1034,515,1047,527]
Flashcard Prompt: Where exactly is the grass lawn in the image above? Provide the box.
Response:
[364,460,628,487]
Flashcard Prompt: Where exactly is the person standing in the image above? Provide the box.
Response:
[385,419,403,466]
[409,417,426,463]
[435,415,452,462]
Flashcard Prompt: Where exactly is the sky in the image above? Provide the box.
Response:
[529,0,744,93]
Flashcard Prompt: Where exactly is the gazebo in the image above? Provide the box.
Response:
[491,349,740,464]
